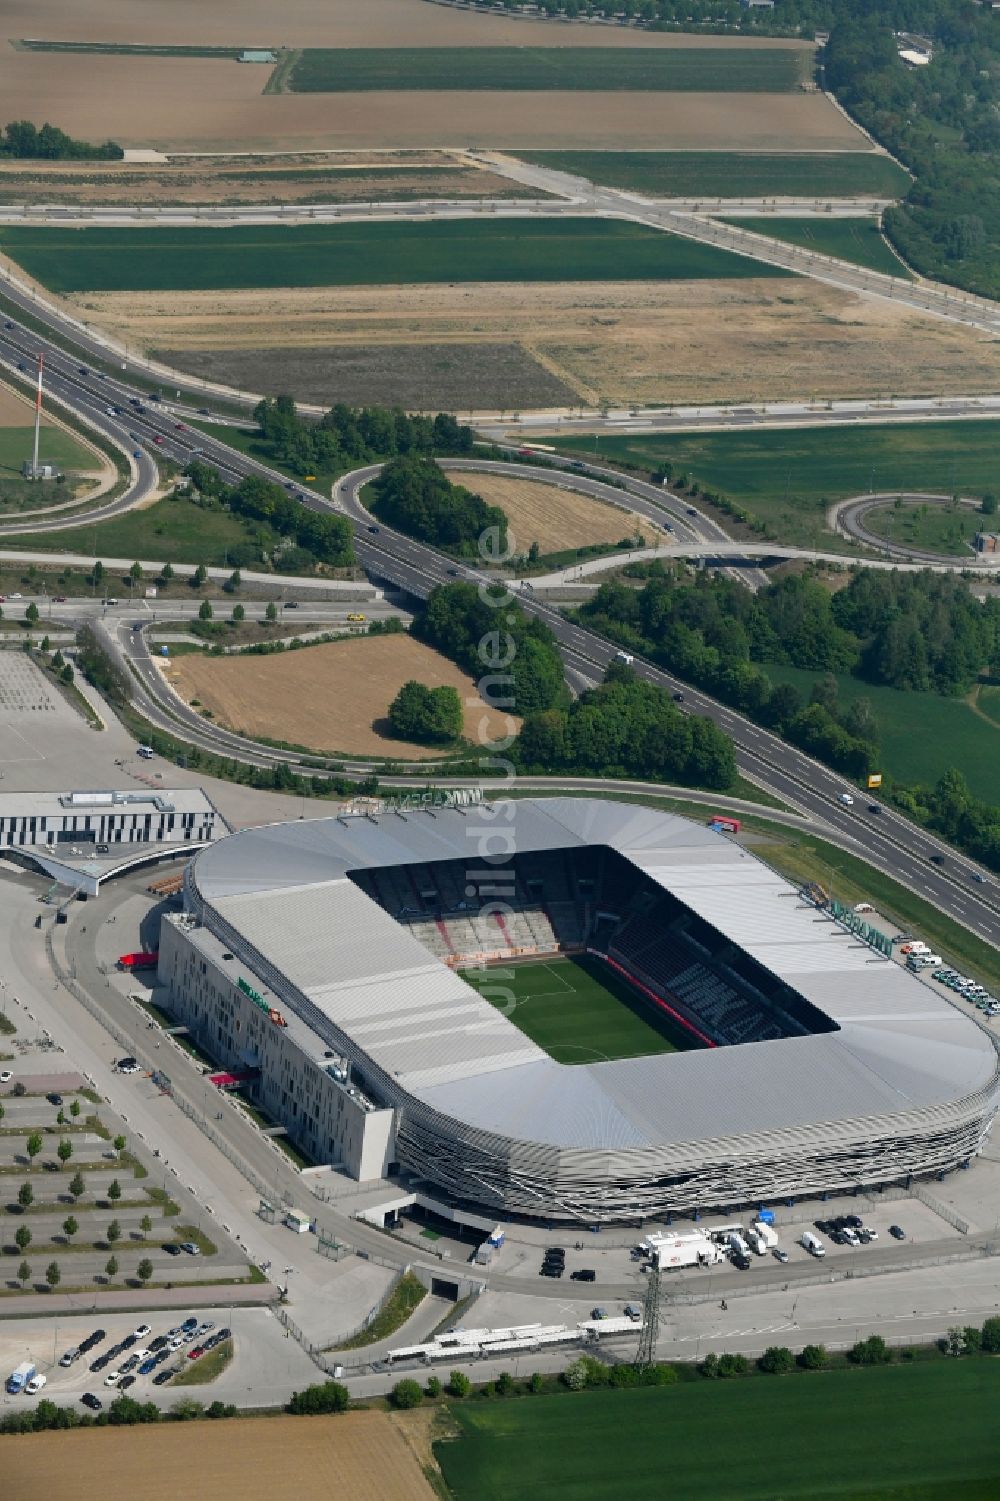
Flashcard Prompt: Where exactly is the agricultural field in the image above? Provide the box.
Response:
[0,407,105,516]
[0,221,794,294]
[282,46,807,93]
[83,277,1000,415]
[548,420,1000,550]
[164,634,519,759]
[727,216,912,276]
[514,150,911,198]
[10,1412,438,1501]
[162,342,579,411]
[459,954,697,1064]
[0,154,537,207]
[440,469,666,555]
[436,1360,1000,1501]
[761,664,1000,806]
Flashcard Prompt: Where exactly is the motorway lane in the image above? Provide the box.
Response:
[0,294,996,946]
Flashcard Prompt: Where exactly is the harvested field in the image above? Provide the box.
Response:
[0,220,794,293]
[440,469,666,553]
[165,635,520,758]
[0,157,535,207]
[284,46,807,92]
[158,341,578,410]
[7,1412,439,1501]
[85,280,1000,410]
[0,382,49,428]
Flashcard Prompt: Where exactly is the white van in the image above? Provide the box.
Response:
[839,793,855,807]
[908,953,942,970]
[137,745,154,760]
[800,1231,825,1258]
[614,650,634,666]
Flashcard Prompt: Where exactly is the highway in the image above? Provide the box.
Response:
[0,294,996,948]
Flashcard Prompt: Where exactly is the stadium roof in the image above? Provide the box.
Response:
[191,799,998,1152]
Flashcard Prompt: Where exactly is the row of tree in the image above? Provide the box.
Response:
[0,120,123,161]
[517,664,736,790]
[252,395,475,478]
[371,457,507,560]
[183,464,354,571]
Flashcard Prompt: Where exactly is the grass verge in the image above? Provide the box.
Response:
[335,1271,427,1350]
[726,216,912,276]
[170,1338,234,1386]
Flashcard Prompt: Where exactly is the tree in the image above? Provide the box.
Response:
[496,1370,515,1396]
[11,1082,25,1097]
[69,1100,81,1119]
[105,1255,119,1282]
[136,1258,153,1285]
[16,1260,30,1287]
[849,1334,891,1366]
[17,1181,33,1210]
[45,1261,60,1290]
[160,561,174,584]
[425,1376,442,1398]
[717,1353,751,1378]
[107,1178,122,1202]
[92,560,105,587]
[14,1225,31,1253]
[963,1325,983,1355]
[57,1139,73,1167]
[61,664,74,686]
[25,602,39,625]
[388,680,463,745]
[983,493,997,517]
[130,562,143,585]
[562,1359,589,1391]
[198,599,214,621]
[758,1345,795,1375]
[231,603,245,624]
[25,1130,42,1163]
[56,1109,66,1126]
[797,1343,828,1371]
[192,564,208,588]
[286,1381,350,1415]
[113,1135,126,1157]
[62,1215,78,1242]
[51,648,63,669]
[139,1214,152,1239]
[265,601,278,622]
[390,1378,423,1410]
[980,1317,1000,1353]
[68,1170,85,1200]
[41,635,50,652]
[528,1371,544,1394]
[447,1370,471,1398]
[227,569,242,593]
[106,1219,121,1245]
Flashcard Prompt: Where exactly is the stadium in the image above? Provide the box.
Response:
[160,796,1000,1225]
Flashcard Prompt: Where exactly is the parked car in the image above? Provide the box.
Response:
[47,1093,63,1106]
[81,1393,102,1410]
[772,1248,789,1263]
[570,1269,596,1282]
[180,1243,201,1256]
[164,1243,181,1256]
[181,1317,199,1331]
[138,1359,158,1376]
[187,1346,205,1361]
[152,1370,173,1386]
[889,1224,906,1240]
[118,1375,136,1392]
[103,1371,122,1387]
[25,1374,47,1396]
[132,1325,151,1340]
[59,1347,80,1368]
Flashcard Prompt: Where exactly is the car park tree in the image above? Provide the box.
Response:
[56,1108,66,1126]
[198,599,213,621]
[113,1135,126,1157]
[390,1378,423,1410]
[68,1170,85,1200]
[265,601,277,622]
[16,1260,30,1287]
[231,604,245,624]
[14,1225,31,1254]
[57,1139,73,1168]
[25,603,39,626]
[45,1261,60,1290]
[106,1219,121,1246]
[105,1255,119,1283]
[136,1258,153,1285]
[17,1181,33,1210]
[69,1100,80,1119]
[107,1178,122,1203]
[130,562,143,585]
[193,564,208,589]
[25,1130,42,1163]
[140,1214,152,1240]
[62,1215,78,1242]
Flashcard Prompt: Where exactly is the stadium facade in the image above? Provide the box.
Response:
[157,798,1000,1224]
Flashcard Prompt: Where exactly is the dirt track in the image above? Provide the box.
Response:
[7,1412,439,1501]
[166,634,520,758]
[87,279,1000,409]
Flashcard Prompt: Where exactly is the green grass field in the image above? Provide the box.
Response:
[864,499,983,556]
[0,220,794,294]
[0,425,94,477]
[436,1360,1000,1501]
[762,664,1000,806]
[458,953,698,1063]
[550,420,1000,550]
[516,151,911,198]
[728,216,911,276]
[0,494,267,567]
[287,47,804,93]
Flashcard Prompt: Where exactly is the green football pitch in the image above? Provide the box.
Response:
[458,953,699,1064]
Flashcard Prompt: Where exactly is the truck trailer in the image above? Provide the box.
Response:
[6,1361,36,1395]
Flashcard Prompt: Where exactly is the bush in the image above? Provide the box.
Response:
[447,1370,471,1399]
[717,1353,751,1379]
[528,1371,544,1394]
[981,1317,1000,1353]
[425,1376,442,1399]
[390,1378,424,1410]
[758,1345,795,1375]
[495,1371,515,1396]
[287,1381,350,1415]
[797,1343,828,1371]
[387,680,463,745]
[849,1335,892,1367]
[562,1359,590,1391]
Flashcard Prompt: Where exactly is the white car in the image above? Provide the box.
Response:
[132,1325,151,1340]
[103,1370,122,1387]
[839,793,855,806]
[132,1348,151,1362]
[25,1374,47,1396]
[0,1071,12,1083]
[168,1337,184,1351]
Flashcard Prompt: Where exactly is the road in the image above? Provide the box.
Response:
[0,281,997,947]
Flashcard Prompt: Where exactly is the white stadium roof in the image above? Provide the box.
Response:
[190,798,998,1153]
